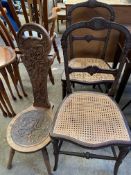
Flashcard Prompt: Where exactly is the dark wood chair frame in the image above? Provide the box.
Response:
[61,0,116,98]
[51,18,131,175]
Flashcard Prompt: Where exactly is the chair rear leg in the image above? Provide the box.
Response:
[53,139,59,171]
[48,68,55,85]
[0,102,7,117]
[12,61,27,97]
[41,147,52,175]
[0,79,16,116]
[0,93,12,117]
[114,147,129,175]
[7,148,15,169]
[62,80,66,99]
[0,68,16,100]
[6,64,22,99]
[53,39,61,63]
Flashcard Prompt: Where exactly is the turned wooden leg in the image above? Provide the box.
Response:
[41,147,52,175]
[114,147,130,175]
[0,79,15,116]
[7,148,15,169]
[57,19,59,33]
[62,80,66,99]
[6,64,22,99]
[0,68,16,100]
[48,68,55,85]
[12,61,27,97]
[0,93,12,117]
[53,139,59,171]
[0,102,7,117]
[53,39,61,64]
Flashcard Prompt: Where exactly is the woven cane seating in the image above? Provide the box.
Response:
[53,91,130,146]
[6,23,53,175]
[61,0,116,98]
[62,58,115,83]
[51,18,131,175]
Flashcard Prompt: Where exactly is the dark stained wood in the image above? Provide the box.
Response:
[66,1,131,61]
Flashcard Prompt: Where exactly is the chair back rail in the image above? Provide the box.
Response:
[67,0,115,60]
[61,17,131,96]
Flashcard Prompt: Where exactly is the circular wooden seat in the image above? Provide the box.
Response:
[7,106,53,152]
[62,57,115,83]
[52,91,131,148]
[0,46,16,68]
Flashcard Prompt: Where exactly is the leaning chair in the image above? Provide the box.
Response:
[6,23,53,175]
[51,18,131,175]
[61,0,116,98]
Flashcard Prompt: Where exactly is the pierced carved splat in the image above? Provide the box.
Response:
[17,23,51,108]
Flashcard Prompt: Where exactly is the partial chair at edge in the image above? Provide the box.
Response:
[61,0,116,98]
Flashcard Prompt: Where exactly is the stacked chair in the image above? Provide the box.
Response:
[61,0,117,98]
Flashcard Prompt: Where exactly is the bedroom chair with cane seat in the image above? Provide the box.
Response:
[6,23,53,175]
[61,0,116,98]
[51,18,131,175]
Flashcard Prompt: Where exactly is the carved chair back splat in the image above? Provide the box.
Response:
[17,23,52,108]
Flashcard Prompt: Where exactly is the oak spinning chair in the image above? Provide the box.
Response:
[6,23,53,175]
[51,18,131,175]
[61,0,116,98]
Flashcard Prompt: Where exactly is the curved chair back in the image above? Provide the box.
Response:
[67,0,115,59]
[61,17,131,96]
[17,23,51,108]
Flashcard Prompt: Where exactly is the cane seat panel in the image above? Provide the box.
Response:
[7,106,53,152]
[62,58,115,83]
[52,92,131,147]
